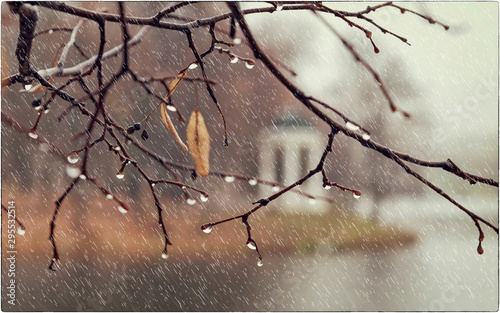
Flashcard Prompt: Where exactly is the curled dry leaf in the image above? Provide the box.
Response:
[161,102,188,152]
[187,108,210,177]
[159,64,194,152]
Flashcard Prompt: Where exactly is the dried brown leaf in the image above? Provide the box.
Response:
[187,108,210,177]
[158,65,193,152]
[161,102,188,152]
[167,67,189,98]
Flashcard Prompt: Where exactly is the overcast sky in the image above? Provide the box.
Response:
[242,2,498,169]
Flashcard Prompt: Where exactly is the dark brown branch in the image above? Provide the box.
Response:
[49,178,79,271]
[153,1,199,22]
[229,2,498,250]
[33,26,72,38]
[203,129,340,230]
[185,30,229,145]
[14,3,38,83]
[313,10,410,118]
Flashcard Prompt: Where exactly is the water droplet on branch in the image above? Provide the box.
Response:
[257,259,264,267]
[79,174,87,180]
[346,122,360,131]
[272,185,280,192]
[161,252,169,259]
[24,83,33,91]
[17,228,26,236]
[323,185,332,190]
[362,133,371,141]
[246,240,257,250]
[28,130,38,139]
[248,179,258,186]
[200,194,209,202]
[166,104,177,112]
[67,152,79,164]
[186,197,196,205]
[116,172,125,179]
[230,56,239,64]
[224,176,235,183]
[106,194,113,200]
[353,191,361,199]
[188,63,198,70]
[245,61,255,69]
[118,206,128,214]
[233,38,242,45]
[201,224,213,233]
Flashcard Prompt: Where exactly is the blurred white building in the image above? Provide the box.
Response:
[257,112,330,213]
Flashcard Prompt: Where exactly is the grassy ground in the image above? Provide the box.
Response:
[4,193,417,264]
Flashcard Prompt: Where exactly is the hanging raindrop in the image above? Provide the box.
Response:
[166,104,177,112]
[186,197,196,205]
[362,133,371,141]
[248,179,258,186]
[224,176,235,183]
[245,61,255,69]
[308,198,317,205]
[188,63,198,70]
[67,152,79,164]
[28,130,38,139]
[201,224,213,233]
[200,194,209,202]
[276,4,283,11]
[353,191,361,199]
[230,56,239,64]
[48,29,54,35]
[257,259,264,267]
[246,240,257,250]
[79,174,87,180]
[345,122,360,131]
[118,206,128,214]
[233,38,242,45]
[116,172,125,179]
[24,83,33,91]
[65,166,80,178]
[106,194,113,200]
[272,185,280,192]
[17,228,26,236]
[113,146,121,151]
[323,185,332,190]
[161,252,169,259]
